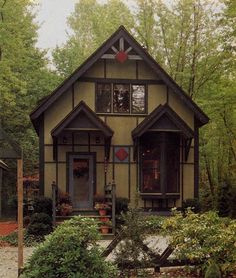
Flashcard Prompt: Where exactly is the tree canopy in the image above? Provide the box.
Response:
[0,0,235,209]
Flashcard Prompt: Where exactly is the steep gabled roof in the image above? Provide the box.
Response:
[30,26,209,130]
[132,104,194,139]
[51,101,114,138]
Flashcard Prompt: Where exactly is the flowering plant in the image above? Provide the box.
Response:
[94,203,110,210]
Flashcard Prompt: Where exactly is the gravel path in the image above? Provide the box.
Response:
[0,237,169,278]
[0,247,35,278]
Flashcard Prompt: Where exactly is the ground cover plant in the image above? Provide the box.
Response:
[21,216,117,278]
[161,209,236,276]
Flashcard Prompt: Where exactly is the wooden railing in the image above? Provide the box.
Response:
[104,180,116,234]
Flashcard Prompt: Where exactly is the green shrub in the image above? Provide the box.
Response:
[0,231,43,247]
[32,196,52,216]
[205,261,221,278]
[161,209,236,274]
[217,181,231,217]
[115,197,129,215]
[21,216,117,278]
[27,213,52,237]
[182,198,201,213]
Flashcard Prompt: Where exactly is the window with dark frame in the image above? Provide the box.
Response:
[96,83,111,113]
[131,85,145,113]
[113,84,130,113]
[95,83,146,114]
[140,132,180,194]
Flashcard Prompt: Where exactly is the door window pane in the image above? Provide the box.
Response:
[73,159,89,204]
[132,85,145,113]
[113,84,130,113]
[96,83,111,113]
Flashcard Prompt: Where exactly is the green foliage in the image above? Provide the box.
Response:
[162,209,236,274]
[26,213,52,237]
[32,197,52,216]
[217,181,231,217]
[115,209,160,277]
[205,260,221,278]
[52,0,134,77]
[0,231,43,247]
[182,198,201,213]
[21,216,117,278]
[115,197,129,215]
[0,0,60,175]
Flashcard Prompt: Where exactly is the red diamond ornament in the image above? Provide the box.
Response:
[115,51,128,63]
[115,148,128,161]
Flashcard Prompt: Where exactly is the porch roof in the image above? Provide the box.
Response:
[51,101,114,138]
[132,104,194,139]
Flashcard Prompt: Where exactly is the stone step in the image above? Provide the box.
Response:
[56,215,112,221]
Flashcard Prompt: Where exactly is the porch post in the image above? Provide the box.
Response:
[52,181,56,227]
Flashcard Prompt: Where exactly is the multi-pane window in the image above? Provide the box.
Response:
[140,132,180,194]
[96,83,146,114]
[96,83,111,113]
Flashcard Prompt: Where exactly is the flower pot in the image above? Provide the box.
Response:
[99,209,107,216]
[101,226,109,234]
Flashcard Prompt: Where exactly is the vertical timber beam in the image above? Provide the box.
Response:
[39,114,44,195]
[194,117,199,198]
[17,157,23,275]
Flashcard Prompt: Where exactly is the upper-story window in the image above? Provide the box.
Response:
[96,83,146,114]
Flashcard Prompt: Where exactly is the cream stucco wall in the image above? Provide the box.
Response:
[42,56,196,206]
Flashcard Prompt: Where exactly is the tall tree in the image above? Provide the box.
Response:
[0,0,60,173]
[52,0,134,77]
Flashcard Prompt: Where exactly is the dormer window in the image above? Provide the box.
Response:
[96,83,146,114]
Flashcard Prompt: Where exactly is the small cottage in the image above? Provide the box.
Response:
[30,26,209,211]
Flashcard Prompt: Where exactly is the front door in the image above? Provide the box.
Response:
[69,154,94,209]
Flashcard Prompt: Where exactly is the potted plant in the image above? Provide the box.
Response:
[58,203,73,216]
[100,220,112,234]
[57,191,73,216]
[94,203,110,216]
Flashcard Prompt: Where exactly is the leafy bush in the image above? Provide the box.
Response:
[21,216,117,278]
[0,231,43,247]
[32,196,52,216]
[162,209,236,274]
[217,181,231,217]
[26,213,52,237]
[115,197,129,215]
[182,198,201,213]
[205,261,221,278]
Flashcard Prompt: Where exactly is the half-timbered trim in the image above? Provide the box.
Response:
[30,26,209,133]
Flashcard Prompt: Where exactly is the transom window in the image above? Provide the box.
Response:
[96,83,146,114]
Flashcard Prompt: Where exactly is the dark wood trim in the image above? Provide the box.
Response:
[45,160,137,165]
[194,117,199,198]
[80,77,164,85]
[136,60,139,79]
[31,26,209,133]
[51,101,114,138]
[104,59,106,78]
[39,114,44,195]
[132,104,194,139]
[112,146,115,180]
[88,132,91,152]
[181,137,184,204]
[166,86,169,104]
[97,113,148,117]
[72,83,75,109]
[128,146,131,200]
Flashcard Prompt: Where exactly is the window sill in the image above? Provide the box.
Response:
[140,192,180,199]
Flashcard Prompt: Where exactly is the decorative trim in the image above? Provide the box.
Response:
[80,77,164,84]
[30,26,209,134]
[51,101,114,138]
[132,104,194,139]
